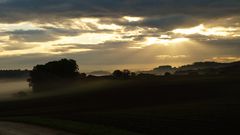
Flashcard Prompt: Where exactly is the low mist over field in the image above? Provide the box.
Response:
[0,79,30,99]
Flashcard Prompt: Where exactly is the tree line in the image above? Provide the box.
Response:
[27,59,240,93]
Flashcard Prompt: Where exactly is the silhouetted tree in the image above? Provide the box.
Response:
[112,70,123,79]
[79,73,87,79]
[28,59,80,92]
[130,72,137,78]
[123,69,130,79]
[112,69,133,79]
[164,72,171,76]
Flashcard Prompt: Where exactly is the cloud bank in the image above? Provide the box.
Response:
[0,0,239,71]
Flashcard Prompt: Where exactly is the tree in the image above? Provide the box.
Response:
[112,70,123,79]
[28,59,80,92]
[164,72,171,76]
[112,69,132,79]
[130,72,137,78]
[123,69,130,79]
[79,73,87,79]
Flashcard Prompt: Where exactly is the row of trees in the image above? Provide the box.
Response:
[112,70,137,79]
[0,70,29,78]
[28,59,139,92]
[30,58,239,92]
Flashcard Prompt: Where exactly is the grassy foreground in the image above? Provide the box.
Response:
[0,75,240,134]
[0,116,143,135]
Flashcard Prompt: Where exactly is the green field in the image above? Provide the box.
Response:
[0,75,240,134]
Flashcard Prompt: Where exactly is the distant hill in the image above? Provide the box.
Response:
[140,65,177,75]
[177,61,240,71]
[176,61,240,71]
[88,71,111,76]
[176,61,240,75]
[140,61,240,76]
[0,70,29,79]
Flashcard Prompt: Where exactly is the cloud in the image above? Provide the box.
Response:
[156,55,188,59]
[54,41,132,51]
[7,30,57,42]
[2,43,33,51]
[0,0,240,23]
[199,38,240,47]
[3,27,83,42]
[0,0,240,71]
[121,15,200,30]
[205,56,240,63]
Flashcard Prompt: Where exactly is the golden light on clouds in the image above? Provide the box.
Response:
[123,16,143,22]
[0,43,92,57]
[76,18,123,30]
[0,35,9,41]
[0,47,43,56]
[0,15,239,70]
[144,37,190,46]
[156,55,188,59]
[205,56,240,63]
[0,22,43,31]
[173,24,237,37]
[55,33,120,45]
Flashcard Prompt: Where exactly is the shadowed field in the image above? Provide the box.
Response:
[0,79,30,100]
[0,75,240,135]
[0,121,77,135]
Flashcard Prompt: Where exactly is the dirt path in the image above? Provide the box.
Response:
[0,122,77,135]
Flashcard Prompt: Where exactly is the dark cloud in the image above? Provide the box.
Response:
[54,41,132,51]
[7,30,57,42]
[4,27,82,42]
[0,0,239,33]
[200,38,240,47]
[0,0,240,70]
[0,0,239,23]
[41,27,80,36]
[123,15,200,30]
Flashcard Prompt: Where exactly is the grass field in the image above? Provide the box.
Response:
[0,75,240,134]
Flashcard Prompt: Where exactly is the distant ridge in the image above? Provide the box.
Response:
[140,61,240,75]
[0,70,29,79]
[88,71,111,76]
[178,61,240,71]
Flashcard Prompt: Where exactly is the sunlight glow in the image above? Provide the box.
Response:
[0,22,43,32]
[49,48,92,54]
[156,55,188,59]
[97,24,123,30]
[123,16,143,22]
[80,18,99,23]
[72,18,123,30]
[173,24,237,36]
[0,35,9,41]
[0,43,92,57]
[205,56,240,63]
[144,37,190,46]
[54,33,120,45]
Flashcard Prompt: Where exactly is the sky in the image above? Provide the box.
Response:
[0,0,240,72]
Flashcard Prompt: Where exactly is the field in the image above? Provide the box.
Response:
[0,75,240,135]
[0,79,30,100]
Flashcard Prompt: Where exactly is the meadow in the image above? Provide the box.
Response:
[0,75,239,134]
[0,79,30,100]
